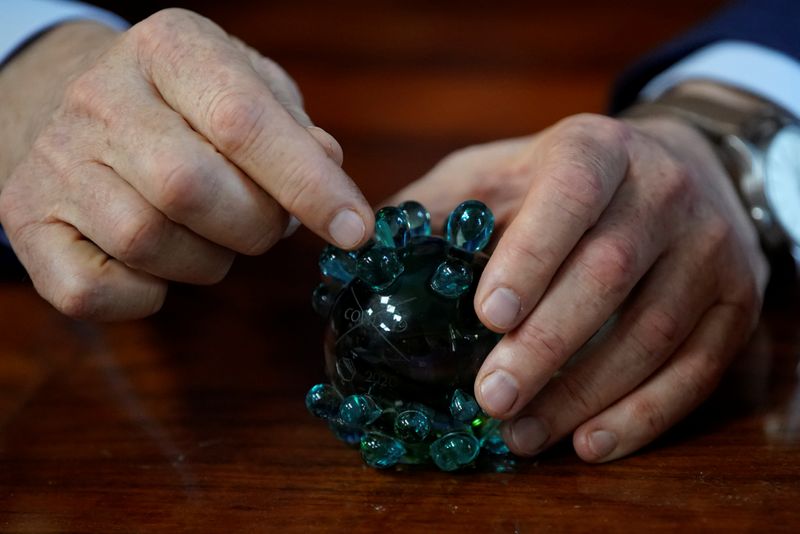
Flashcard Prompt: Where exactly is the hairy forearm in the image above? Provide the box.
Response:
[0,21,119,187]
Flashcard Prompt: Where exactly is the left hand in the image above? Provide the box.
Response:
[388,113,769,462]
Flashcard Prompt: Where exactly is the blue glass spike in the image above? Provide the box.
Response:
[429,432,481,471]
[360,432,406,468]
[338,394,383,427]
[430,259,472,299]
[394,410,432,443]
[356,245,404,291]
[305,384,342,420]
[445,200,494,252]
[449,389,480,422]
[398,200,431,237]
[311,283,336,317]
[329,419,364,447]
[374,206,411,249]
[481,430,510,455]
[319,245,357,283]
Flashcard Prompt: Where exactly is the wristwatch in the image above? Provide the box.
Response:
[623,87,800,250]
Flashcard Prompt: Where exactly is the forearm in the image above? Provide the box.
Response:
[0,21,119,187]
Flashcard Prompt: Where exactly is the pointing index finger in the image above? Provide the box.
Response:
[475,114,631,333]
[132,10,372,248]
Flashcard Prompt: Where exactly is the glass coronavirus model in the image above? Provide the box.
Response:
[306,200,512,471]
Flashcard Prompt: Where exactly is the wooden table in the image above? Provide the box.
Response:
[2,1,799,531]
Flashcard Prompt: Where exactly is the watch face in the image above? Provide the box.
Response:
[764,124,800,246]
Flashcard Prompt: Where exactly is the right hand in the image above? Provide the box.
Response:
[0,9,373,321]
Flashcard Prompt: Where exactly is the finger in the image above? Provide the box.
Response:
[246,52,344,165]
[56,162,235,284]
[474,115,630,333]
[245,53,308,124]
[94,78,289,256]
[384,136,534,230]
[132,10,372,248]
[474,174,661,419]
[305,126,344,167]
[7,221,167,321]
[501,244,719,456]
[571,302,752,463]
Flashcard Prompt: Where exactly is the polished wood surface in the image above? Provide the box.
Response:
[4,1,800,531]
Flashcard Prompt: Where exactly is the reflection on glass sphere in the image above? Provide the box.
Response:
[307,200,513,472]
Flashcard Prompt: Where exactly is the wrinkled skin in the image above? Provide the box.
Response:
[0,9,373,320]
[389,112,769,462]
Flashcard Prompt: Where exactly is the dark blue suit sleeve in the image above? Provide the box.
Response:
[611,0,800,113]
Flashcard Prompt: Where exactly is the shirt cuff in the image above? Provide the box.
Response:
[0,0,129,66]
[640,40,800,119]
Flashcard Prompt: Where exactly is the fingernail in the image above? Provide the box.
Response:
[329,209,365,249]
[282,215,302,238]
[482,287,521,330]
[509,416,549,455]
[588,430,618,459]
[479,370,519,415]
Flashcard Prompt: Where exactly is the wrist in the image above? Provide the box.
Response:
[622,81,800,251]
[0,21,119,188]
[622,113,723,172]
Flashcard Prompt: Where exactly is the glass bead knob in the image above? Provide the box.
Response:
[429,258,473,299]
[375,206,411,249]
[308,199,512,472]
[399,200,432,237]
[445,200,494,252]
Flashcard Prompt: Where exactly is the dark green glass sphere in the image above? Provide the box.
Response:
[308,200,512,471]
[323,236,500,413]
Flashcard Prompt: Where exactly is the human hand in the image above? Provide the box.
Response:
[389,112,769,462]
[0,10,372,320]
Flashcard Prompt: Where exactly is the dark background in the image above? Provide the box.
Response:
[11,3,800,532]
[89,0,726,204]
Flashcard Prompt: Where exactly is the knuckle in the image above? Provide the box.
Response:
[670,354,721,407]
[502,237,554,274]
[62,70,111,123]
[0,170,45,242]
[628,396,669,438]
[659,160,694,208]
[152,156,209,216]
[630,307,681,356]
[722,289,762,339]
[240,227,281,256]
[208,91,266,158]
[560,113,631,145]
[545,116,630,223]
[743,278,764,317]
[555,113,603,135]
[145,7,191,28]
[261,57,301,98]
[703,215,735,257]
[275,158,330,214]
[580,235,638,297]
[598,116,634,146]
[132,8,191,49]
[555,372,601,415]
[196,252,236,285]
[129,9,218,81]
[114,210,165,265]
[52,273,102,320]
[512,322,567,371]
[0,187,18,227]
[548,166,606,225]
